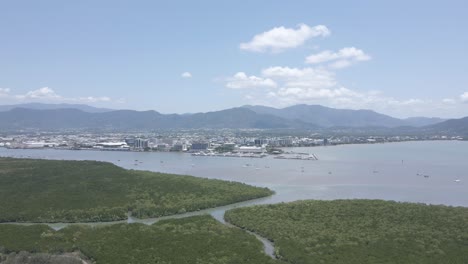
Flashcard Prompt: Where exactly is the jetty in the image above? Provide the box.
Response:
[274,154,318,160]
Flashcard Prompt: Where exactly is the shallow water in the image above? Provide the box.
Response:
[1,141,466,206]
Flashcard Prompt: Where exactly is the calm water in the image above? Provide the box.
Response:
[1,141,467,208]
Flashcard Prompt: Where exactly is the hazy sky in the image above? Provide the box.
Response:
[1,0,468,118]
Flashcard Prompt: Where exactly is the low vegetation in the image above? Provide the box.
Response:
[0,158,273,222]
[225,199,468,264]
[0,215,279,264]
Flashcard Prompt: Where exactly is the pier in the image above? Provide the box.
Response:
[274,153,318,160]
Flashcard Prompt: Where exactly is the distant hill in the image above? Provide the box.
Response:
[426,116,468,135]
[0,103,114,113]
[403,117,447,127]
[0,107,312,131]
[243,104,445,128]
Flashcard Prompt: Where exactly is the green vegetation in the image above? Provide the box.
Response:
[0,158,273,223]
[225,199,468,264]
[0,215,278,264]
[0,252,85,264]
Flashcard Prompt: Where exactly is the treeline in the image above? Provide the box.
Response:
[0,215,279,264]
[225,199,468,264]
[0,158,273,223]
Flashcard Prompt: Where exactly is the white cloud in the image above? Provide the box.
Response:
[399,99,425,105]
[329,60,352,69]
[240,24,330,53]
[78,96,111,103]
[181,72,192,78]
[461,92,468,103]
[277,86,356,100]
[262,66,336,89]
[115,98,126,104]
[442,98,456,104]
[17,87,62,100]
[1,87,120,105]
[226,72,277,89]
[306,47,371,68]
[0,88,10,97]
[244,94,254,100]
[262,66,306,78]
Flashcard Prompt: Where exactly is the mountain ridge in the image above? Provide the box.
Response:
[425,116,468,135]
[242,104,445,127]
[0,103,455,131]
[0,107,313,131]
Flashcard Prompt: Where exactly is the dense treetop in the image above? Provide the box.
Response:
[0,215,279,264]
[225,199,468,264]
[0,158,273,222]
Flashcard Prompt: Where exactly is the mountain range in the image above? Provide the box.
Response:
[0,107,309,131]
[0,103,465,134]
[243,104,446,127]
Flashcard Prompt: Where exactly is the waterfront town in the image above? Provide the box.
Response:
[0,130,463,155]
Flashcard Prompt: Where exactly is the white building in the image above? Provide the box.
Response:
[235,146,265,153]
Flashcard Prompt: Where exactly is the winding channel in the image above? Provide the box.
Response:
[1,196,277,259]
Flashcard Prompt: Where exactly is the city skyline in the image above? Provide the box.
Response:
[1,0,468,118]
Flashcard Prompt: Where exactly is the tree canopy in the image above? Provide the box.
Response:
[0,215,279,264]
[225,199,468,264]
[0,158,273,223]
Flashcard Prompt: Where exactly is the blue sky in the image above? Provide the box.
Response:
[1,0,468,118]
